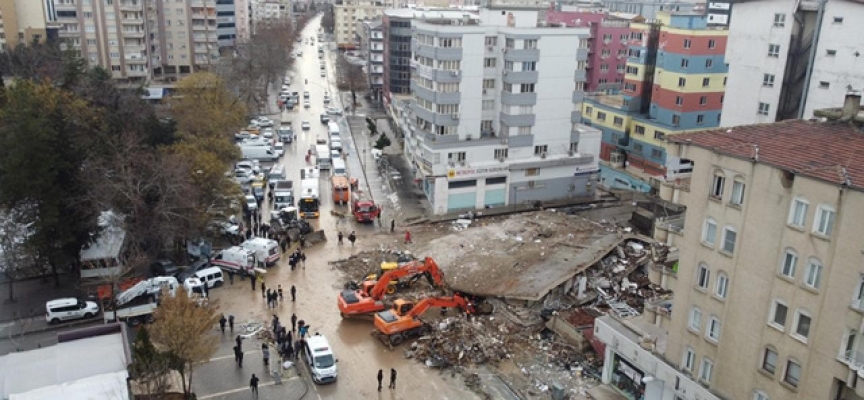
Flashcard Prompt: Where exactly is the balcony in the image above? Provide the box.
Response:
[120,1,143,11]
[124,53,147,64]
[499,112,535,127]
[576,48,588,61]
[192,24,216,31]
[126,68,149,77]
[574,69,587,82]
[502,70,538,85]
[411,81,460,105]
[411,104,460,126]
[122,17,144,25]
[413,42,462,61]
[122,30,145,38]
[411,63,461,83]
[571,110,582,123]
[503,48,539,62]
[572,91,584,104]
[500,91,536,106]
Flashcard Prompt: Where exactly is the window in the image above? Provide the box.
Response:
[683,39,692,49]
[494,148,508,159]
[826,49,837,57]
[626,65,639,74]
[784,360,801,387]
[762,348,778,374]
[819,81,830,89]
[534,145,548,155]
[525,168,539,176]
[505,38,515,49]
[705,59,713,68]
[597,112,607,121]
[448,151,466,162]
[681,58,689,68]
[520,83,535,93]
[754,391,769,400]
[788,198,808,227]
[678,77,686,87]
[715,273,729,298]
[485,36,497,46]
[483,79,495,90]
[699,358,713,383]
[697,114,705,124]
[768,44,780,57]
[763,73,775,87]
[518,126,531,135]
[833,16,844,24]
[708,39,716,49]
[654,131,666,141]
[706,317,721,342]
[682,347,695,371]
[569,142,579,153]
[814,204,835,236]
[758,102,770,116]
[854,279,864,309]
[504,60,514,71]
[675,96,683,106]
[730,180,745,205]
[794,310,812,340]
[613,117,623,126]
[805,258,823,289]
[711,173,725,198]
[702,77,710,87]
[845,329,858,358]
[703,219,717,245]
[482,100,495,110]
[524,39,537,49]
[632,143,644,152]
[522,61,536,71]
[672,115,681,126]
[634,125,645,135]
[689,306,703,331]
[780,249,798,278]
[484,57,496,68]
[697,263,710,288]
[774,13,786,27]
[771,300,788,328]
[651,149,663,158]
[699,96,707,106]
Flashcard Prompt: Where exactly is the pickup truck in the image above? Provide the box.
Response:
[103,297,158,326]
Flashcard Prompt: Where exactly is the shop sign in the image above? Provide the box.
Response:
[447,166,509,180]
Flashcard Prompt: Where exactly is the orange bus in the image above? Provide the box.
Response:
[331,175,351,205]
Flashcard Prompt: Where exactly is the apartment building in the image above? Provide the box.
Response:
[579,11,727,193]
[251,0,283,29]
[233,0,250,42]
[722,0,864,126]
[215,0,238,47]
[545,7,638,93]
[334,0,394,50]
[50,0,220,82]
[357,19,384,102]
[390,8,600,214]
[0,0,53,50]
[382,8,478,103]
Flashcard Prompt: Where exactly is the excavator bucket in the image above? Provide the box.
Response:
[303,229,327,244]
[472,301,494,315]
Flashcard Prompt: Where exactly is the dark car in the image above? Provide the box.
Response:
[150,259,179,277]
[177,259,211,282]
[320,114,330,124]
[252,186,265,201]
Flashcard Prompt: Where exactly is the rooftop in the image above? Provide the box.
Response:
[384,8,479,20]
[670,119,864,191]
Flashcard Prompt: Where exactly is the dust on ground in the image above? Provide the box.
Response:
[328,212,613,399]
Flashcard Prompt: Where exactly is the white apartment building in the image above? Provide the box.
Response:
[233,0,251,42]
[393,10,599,214]
[334,0,395,49]
[0,0,51,51]
[721,0,864,126]
[51,0,220,82]
[358,19,384,101]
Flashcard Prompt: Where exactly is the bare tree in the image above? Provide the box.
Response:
[0,205,40,303]
[336,54,367,107]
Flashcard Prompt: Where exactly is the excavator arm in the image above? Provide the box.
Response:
[404,294,472,318]
[368,257,444,299]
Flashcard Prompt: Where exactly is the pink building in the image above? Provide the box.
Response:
[546,9,638,93]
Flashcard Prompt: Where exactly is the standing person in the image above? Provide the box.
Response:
[228,315,235,332]
[250,275,256,291]
[278,285,284,302]
[249,374,259,397]
[219,315,227,333]
[261,281,267,298]
[299,323,309,339]
[377,369,383,392]
[290,285,297,302]
[236,335,243,351]
[389,368,397,389]
[348,231,356,247]
[301,251,306,269]
[299,235,306,248]
[405,230,412,244]
[391,219,395,233]
[262,344,270,367]
[237,348,244,367]
[291,313,298,332]
[337,231,344,245]
[228,272,234,285]
[233,345,241,364]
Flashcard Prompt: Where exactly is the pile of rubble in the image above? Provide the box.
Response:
[404,315,515,368]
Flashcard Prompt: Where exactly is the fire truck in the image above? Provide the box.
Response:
[350,191,381,223]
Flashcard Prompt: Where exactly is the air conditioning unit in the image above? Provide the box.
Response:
[483,89,487,95]
[452,113,460,119]
[465,134,472,140]
[610,152,624,164]
[540,152,547,159]
[500,138,508,145]
[498,157,505,162]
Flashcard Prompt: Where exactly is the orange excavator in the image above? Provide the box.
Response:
[337,257,445,318]
[373,293,493,346]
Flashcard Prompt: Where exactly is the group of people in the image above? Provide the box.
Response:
[336,230,357,246]
[288,247,306,270]
[377,368,398,391]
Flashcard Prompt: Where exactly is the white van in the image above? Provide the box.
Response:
[46,298,100,324]
[331,158,347,177]
[241,238,281,267]
[240,146,278,162]
[194,267,225,288]
[315,144,331,170]
[304,334,338,384]
[268,164,286,183]
[327,121,340,137]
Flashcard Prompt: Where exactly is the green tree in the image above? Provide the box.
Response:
[170,72,247,144]
[130,327,172,398]
[374,133,391,150]
[366,117,378,135]
[0,81,99,285]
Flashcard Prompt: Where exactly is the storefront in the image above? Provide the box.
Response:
[610,354,646,400]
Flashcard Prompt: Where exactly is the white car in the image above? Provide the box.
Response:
[320,71,326,78]
[303,91,310,99]
[323,96,331,104]
[244,195,258,212]
[257,117,274,127]
[301,121,311,130]
[283,77,291,85]
[304,101,311,109]
[274,142,284,157]
[329,139,343,152]
[326,107,343,116]
[262,128,274,139]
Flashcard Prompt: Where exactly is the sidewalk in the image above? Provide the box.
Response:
[0,273,82,322]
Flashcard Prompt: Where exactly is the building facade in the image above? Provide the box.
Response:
[333,0,393,50]
[216,0,238,48]
[721,0,864,126]
[545,8,637,93]
[580,11,727,192]
[659,106,864,400]
[600,0,697,20]
[0,0,53,50]
[359,19,384,102]
[382,9,477,104]
[50,0,220,82]
[391,13,599,214]
[234,0,251,42]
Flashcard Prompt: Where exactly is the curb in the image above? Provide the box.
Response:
[1,317,101,338]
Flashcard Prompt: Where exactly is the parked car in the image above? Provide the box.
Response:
[320,71,326,78]
[304,101,311,109]
[235,132,251,141]
[303,91,310,99]
[326,107,343,116]
[320,114,330,123]
[257,117,274,127]
[262,128,274,139]
[45,298,100,324]
[244,195,258,212]
[150,259,179,277]
[302,121,311,130]
[323,96,331,104]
